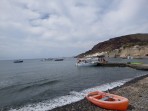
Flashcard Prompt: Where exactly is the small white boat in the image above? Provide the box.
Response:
[76,57,99,67]
[76,55,108,67]
[76,61,98,66]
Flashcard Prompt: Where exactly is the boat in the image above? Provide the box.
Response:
[54,59,64,61]
[76,56,107,67]
[86,91,129,110]
[13,60,23,63]
[76,60,98,66]
[41,58,53,61]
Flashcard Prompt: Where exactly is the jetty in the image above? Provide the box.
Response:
[97,63,126,67]
[76,54,148,70]
[96,62,148,70]
[127,64,148,71]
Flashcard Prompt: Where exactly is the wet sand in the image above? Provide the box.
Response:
[49,74,148,111]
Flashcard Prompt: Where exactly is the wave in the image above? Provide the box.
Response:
[0,79,59,92]
[9,74,147,111]
[9,78,132,111]
[19,80,59,92]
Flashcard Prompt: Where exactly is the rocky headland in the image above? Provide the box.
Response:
[77,33,148,58]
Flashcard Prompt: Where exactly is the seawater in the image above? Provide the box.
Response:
[0,58,147,111]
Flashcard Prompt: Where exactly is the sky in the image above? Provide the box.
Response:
[0,0,148,60]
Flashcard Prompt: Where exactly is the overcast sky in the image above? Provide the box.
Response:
[0,0,148,60]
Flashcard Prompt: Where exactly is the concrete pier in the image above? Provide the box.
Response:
[96,62,148,70]
[97,63,126,67]
[127,64,148,71]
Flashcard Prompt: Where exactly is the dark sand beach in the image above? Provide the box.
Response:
[50,74,148,111]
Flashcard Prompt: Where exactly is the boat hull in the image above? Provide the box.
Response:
[86,91,129,110]
[54,59,64,61]
[13,60,23,63]
[76,62,98,67]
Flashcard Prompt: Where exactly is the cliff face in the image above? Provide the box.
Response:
[108,45,148,58]
[77,33,148,58]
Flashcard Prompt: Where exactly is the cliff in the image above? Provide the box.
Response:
[77,33,148,58]
[108,45,148,58]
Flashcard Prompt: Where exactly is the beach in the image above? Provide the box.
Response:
[49,74,148,111]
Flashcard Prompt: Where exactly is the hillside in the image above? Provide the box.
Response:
[77,33,148,58]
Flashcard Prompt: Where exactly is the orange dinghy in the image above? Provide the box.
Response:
[86,91,129,110]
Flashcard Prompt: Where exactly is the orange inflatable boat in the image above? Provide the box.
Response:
[86,91,129,110]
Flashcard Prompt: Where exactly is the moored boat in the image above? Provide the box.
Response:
[41,58,53,61]
[76,61,98,66]
[13,60,23,63]
[54,58,64,61]
[86,91,129,110]
[76,56,107,67]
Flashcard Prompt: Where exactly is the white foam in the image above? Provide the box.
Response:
[0,80,14,89]
[9,78,133,111]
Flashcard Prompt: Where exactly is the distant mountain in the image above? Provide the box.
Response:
[77,33,148,58]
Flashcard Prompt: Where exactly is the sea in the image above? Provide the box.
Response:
[0,58,147,111]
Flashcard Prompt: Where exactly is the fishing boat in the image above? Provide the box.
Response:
[41,58,53,61]
[76,60,98,66]
[76,56,107,67]
[54,58,64,61]
[86,91,129,110]
[13,60,23,63]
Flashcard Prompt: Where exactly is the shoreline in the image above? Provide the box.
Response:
[49,74,148,111]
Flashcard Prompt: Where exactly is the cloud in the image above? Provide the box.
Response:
[0,0,148,59]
